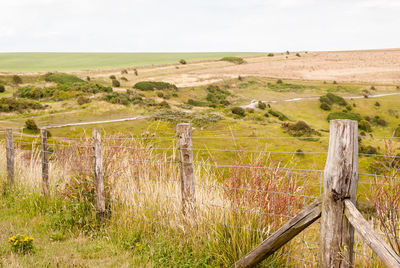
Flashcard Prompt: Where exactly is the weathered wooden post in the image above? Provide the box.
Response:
[93,128,105,221]
[177,123,195,215]
[41,129,49,195]
[6,128,14,185]
[320,119,358,267]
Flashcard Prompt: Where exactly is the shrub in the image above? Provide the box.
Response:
[109,75,116,80]
[112,79,120,87]
[77,96,91,105]
[220,57,245,64]
[359,120,372,132]
[0,84,5,93]
[375,101,380,107]
[295,53,301,57]
[282,121,319,137]
[245,108,254,113]
[158,100,170,109]
[231,107,245,117]
[121,77,128,82]
[44,72,82,84]
[157,92,164,98]
[267,53,274,57]
[134,69,138,76]
[277,79,283,84]
[121,69,128,74]
[24,119,39,133]
[296,149,305,157]
[172,93,178,97]
[372,116,387,126]
[0,97,44,112]
[8,234,34,254]
[133,81,177,91]
[187,99,207,107]
[12,75,22,84]
[86,76,91,81]
[179,59,187,65]
[238,75,243,81]
[322,93,347,106]
[359,145,378,155]
[102,92,131,105]
[268,109,288,121]
[333,80,337,84]
[370,86,376,90]
[327,112,362,122]
[394,127,400,137]
[320,102,331,111]
[257,101,266,110]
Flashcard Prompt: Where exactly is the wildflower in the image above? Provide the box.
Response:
[28,193,32,196]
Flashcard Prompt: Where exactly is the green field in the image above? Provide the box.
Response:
[0,52,263,72]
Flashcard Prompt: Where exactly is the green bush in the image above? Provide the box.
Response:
[231,107,245,117]
[77,96,91,105]
[109,75,116,80]
[296,53,301,57]
[320,93,347,106]
[179,59,187,64]
[359,145,378,155]
[0,84,5,93]
[187,99,207,107]
[24,119,40,133]
[121,69,128,74]
[375,101,380,107]
[245,108,254,113]
[282,121,319,137]
[277,79,283,84]
[157,92,164,98]
[268,109,288,121]
[44,72,83,84]
[257,101,266,110]
[267,53,274,57]
[121,77,128,82]
[133,81,177,91]
[0,97,44,112]
[112,79,120,87]
[12,75,22,84]
[394,127,400,137]
[320,102,331,111]
[220,57,245,64]
[158,100,170,108]
[102,92,142,106]
[372,116,386,126]
[327,112,362,122]
[359,120,372,132]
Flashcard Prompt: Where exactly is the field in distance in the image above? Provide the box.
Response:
[0,52,263,72]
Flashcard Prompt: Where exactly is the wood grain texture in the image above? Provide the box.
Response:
[176,123,195,215]
[344,200,400,268]
[320,119,358,268]
[234,196,322,268]
[6,129,14,185]
[93,128,105,221]
[41,129,49,195]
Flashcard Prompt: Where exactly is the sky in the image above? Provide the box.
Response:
[1,0,399,52]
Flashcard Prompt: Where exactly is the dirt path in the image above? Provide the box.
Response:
[242,92,400,109]
[45,115,148,129]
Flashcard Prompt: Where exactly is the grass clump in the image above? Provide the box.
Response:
[268,109,288,121]
[220,57,245,64]
[133,81,177,91]
[282,121,319,137]
[8,234,34,254]
[327,112,362,122]
[0,97,44,112]
[44,72,83,84]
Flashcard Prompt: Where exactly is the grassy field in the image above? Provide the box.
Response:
[0,52,263,72]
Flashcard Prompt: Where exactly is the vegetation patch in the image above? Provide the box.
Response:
[327,112,362,122]
[133,81,177,91]
[268,109,289,121]
[44,72,83,84]
[0,97,44,112]
[102,92,142,106]
[282,121,320,137]
[319,93,347,110]
[267,81,309,92]
[220,57,245,64]
[152,110,223,126]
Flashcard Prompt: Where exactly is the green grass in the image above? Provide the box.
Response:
[0,52,263,72]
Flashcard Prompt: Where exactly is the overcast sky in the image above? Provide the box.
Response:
[1,0,399,52]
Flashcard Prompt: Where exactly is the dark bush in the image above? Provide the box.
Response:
[282,121,318,137]
[12,75,22,85]
[158,100,170,109]
[323,93,347,106]
[0,97,44,112]
[86,76,91,81]
[320,102,331,111]
[187,99,207,107]
[102,92,142,106]
[327,112,362,122]
[220,57,245,64]
[134,69,138,76]
[245,108,254,113]
[359,145,378,155]
[257,101,266,110]
[345,105,352,111]
[231,107,245,117]
[296,53,301,57]
[295,149,305,157]
[112,79,120,87]
[267,53,274,57]
[238,76,243,81]
[370,86,376,90]
[157,92,164,98]
[277,79,283,84]
[179,59,187,65]
[172,93,178,97]
[24,119,39,133]
[44,72,83,84]
[109,75,116,80]
[333,80,337,84]
[121,69,128,74]
[133,81,177,91]
[77,96,91,105]
[375,101,380,107]
[372,116,386,126]
[264,112,269,118]
[359,120,372,132]
[394,127,400,137]
[0,84,5,93]
[268,109,288,121]
[121,77,128,82]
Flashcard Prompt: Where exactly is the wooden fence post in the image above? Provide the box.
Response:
[6,129,14,186]
[41,129,49,195]
[93,128,105,221]
[320,119,358,267]
[177,123,195,215]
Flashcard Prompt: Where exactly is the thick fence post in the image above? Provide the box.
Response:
[320,119,358,267]
[177,123,195,215]
[6,129,14,186]
[41,129,49,195]
[93,128,105,221]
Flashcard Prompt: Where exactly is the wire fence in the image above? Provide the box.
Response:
[0,127,399,267]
